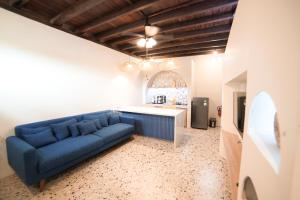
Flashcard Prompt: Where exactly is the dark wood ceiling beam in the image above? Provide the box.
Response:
[9,0,30,7]
[107,12,233,46]
[50,0,108,25]
[119,33,229,51]
[124,0,146,17]
[160,13,233,34]
[135,41,227,56]
[142,48,226,59]
[137,45,226,57]
[148,0,204,18]
[153,49,226,59]
[118,25,230,51]
[97,0,238,41]
[77,0,159,33]
[131,34,229,53]
[172,24,231,40]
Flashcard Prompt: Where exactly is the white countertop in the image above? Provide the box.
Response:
[144,103,188,109]
[117,106,185,117]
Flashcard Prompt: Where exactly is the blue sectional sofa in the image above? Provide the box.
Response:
[6,110,135,190]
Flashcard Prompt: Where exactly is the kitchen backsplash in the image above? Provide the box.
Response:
[146,88,188,105]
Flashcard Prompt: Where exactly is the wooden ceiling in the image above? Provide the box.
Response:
[0,0,238,58]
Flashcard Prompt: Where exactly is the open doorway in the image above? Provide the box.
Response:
[222,71,247,200]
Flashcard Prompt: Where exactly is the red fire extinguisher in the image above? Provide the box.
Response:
[217,106,222,117]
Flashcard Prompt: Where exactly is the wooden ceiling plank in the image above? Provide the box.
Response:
[172,24,231,40]
[153,50,226,58]
[131,34,229,53]
[78,0,159,33]
[148,0,204,18]
[109,12,233,46]
[148,0,237,25]
[50,0,108,25]
[135,41,227,56]
[160,13,233,34]
[142,48,226,59]
[138,45,226,56]
[120,33,229,51]
[97,0,238,41]
[9,0,30,7]
[145,51,222,59]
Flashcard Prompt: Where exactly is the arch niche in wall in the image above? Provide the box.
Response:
[147,70,187,88]
[146,70,188,105]
[242,177,259,200]
[248,91,281,173]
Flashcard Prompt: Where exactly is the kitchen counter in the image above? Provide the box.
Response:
[117,106,186,147]
[144,103,188,109]
[117,106,185,117]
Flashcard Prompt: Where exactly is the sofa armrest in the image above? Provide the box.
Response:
[6,136,39,185]
[120,116,135,127]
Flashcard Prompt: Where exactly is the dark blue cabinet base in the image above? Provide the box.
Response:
[120,112,175,141]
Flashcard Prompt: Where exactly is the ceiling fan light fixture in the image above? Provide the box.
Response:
[146,37,157,48]
[145,25,160,37]
[137,38,146,48]
[137,37,157,48]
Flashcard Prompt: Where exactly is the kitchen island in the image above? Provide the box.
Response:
[117,106,186,147]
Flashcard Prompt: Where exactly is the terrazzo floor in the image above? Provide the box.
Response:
[0,128,231,200]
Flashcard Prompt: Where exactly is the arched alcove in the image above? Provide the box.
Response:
[145,70,188,105]
[147,70,187,88]
[242,177,259,200]
[248,91,280,173]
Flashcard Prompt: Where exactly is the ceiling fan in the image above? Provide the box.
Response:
[123,17,174,49]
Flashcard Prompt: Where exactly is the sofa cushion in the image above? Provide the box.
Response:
[78,121,97,135]
[109,113,120,125]
[98,114,109,127]
[84,114,108,127]
[68,123,81,137]
[22,129,57,148]
[92,119,102,130]
[19,127,48,139]
[37,135,104,173]
[83,113,108,127]
[82,119,102,130]
[51,118,77,141]
[93,123,134,143]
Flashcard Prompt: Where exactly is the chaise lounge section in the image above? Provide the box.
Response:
[6,110,135,191]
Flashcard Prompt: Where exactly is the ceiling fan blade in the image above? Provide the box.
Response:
[145,25,160,37]
[121,32,144,37]
[153,34,174,40]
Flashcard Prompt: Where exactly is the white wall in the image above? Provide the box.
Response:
[191,54,223,126]
[222,0,300,199]
[0,8,143,179]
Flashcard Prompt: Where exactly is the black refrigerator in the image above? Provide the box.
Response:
[191,97,209,129]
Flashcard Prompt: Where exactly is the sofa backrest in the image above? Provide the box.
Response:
[15,110,113,138]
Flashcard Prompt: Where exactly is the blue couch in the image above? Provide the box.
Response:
[6,110,135,189]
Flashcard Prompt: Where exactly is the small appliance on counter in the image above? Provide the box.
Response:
[152,95,166,104]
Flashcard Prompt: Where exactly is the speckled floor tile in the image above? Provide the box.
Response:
[0,128,231,200]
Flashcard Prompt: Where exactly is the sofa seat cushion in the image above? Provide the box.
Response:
[37,135,104,173]
[93,123,134,143]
